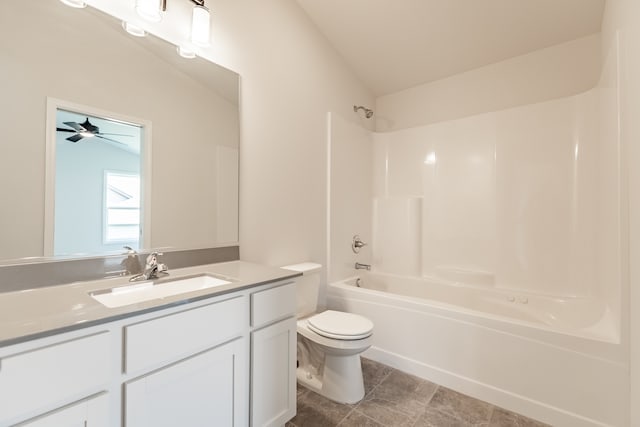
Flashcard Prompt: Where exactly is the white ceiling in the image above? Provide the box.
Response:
[295,0,606,97]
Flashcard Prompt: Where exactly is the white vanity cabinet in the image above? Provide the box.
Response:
[250,283,297,427]
[0,275,298,427]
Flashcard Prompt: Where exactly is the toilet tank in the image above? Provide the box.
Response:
[280,262,322,318]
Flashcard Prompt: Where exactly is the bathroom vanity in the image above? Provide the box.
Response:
[0,261,298,427]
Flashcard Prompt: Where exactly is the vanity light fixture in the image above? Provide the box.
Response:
[135,0,166,23]
[122,21,147,37]
[129,0,211,53]
[59,0,87,8]
[190,2,211,47]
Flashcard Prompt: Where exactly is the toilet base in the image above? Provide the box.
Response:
[296,354,365,404]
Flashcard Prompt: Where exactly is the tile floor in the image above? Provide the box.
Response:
[287,358,551,427]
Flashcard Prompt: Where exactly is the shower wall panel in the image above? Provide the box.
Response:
[373,89,615,299]
[328,113,373,284]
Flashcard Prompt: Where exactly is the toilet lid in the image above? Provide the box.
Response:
[307,310,373,340]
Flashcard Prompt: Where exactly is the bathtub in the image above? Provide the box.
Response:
[326,271,627,427]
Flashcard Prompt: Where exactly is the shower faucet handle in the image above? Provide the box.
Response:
[352,235,367,253]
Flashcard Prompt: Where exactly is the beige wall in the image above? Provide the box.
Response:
[375,34,601,131]
[216,1,375,276]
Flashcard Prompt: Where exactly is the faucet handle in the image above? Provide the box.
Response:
[352,235,368,253]
[145,251,163,266]
[157,263,169,275]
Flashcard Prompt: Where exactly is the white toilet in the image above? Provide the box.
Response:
[281,263,373,404]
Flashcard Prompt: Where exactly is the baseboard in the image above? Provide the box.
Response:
[363,346,614,427]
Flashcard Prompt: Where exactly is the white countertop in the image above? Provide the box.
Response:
[0,261,300,347]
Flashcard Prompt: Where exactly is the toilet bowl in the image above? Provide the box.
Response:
[281,262,374,404]
[296,310,373,403]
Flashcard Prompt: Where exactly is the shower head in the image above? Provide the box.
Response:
[353,105,374,119]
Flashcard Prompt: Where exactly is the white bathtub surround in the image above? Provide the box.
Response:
[327,43,625,421]
[337,272,617,343]
[371,89,616,302]
[328,274,626,426]
[327,113,374,285]
[372,197,422,276]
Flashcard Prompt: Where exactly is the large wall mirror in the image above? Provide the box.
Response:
[0,0,239,263]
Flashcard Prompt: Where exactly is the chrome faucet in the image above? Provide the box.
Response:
[355,262,371,271]
[130,252,169,281]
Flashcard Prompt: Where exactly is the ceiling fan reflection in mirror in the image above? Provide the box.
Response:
[56,117,132,144]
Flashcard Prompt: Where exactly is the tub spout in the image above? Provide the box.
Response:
[355,262,371,271]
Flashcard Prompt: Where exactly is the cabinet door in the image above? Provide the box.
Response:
[251,317,297,427]
[125,338,246,427]
[19,393,109,427]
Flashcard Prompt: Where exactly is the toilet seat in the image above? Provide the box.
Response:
[307,310,373,340]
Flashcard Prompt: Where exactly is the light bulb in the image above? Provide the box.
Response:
[177,45,196,59]
[191,5,210,47]
[122,21,147,37]
[135,0,162,22]
[59,0,87,8]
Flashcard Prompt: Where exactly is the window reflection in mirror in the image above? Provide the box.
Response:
[104,172,141,246]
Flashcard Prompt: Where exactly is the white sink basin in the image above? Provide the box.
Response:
[90,274,232,308]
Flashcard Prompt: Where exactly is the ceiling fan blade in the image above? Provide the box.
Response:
[63,121,86,132]
[98,132,135,137]
[67,134,85,143]
[56,128,76,133]
[96,135,126,145]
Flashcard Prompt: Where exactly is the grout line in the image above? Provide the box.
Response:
[338,363,394,426]
[335,406,358,427]
[424,385,439,405]
[486,405,496,424]
[409,385,439,427]
[365,365,395,398]
[409,411,420,427]
[337,408,385,427]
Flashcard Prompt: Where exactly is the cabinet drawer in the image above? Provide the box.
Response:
[251,282,295,328]
[18,393,109,427]
[0,332,110,425]
[125,296,246,374]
